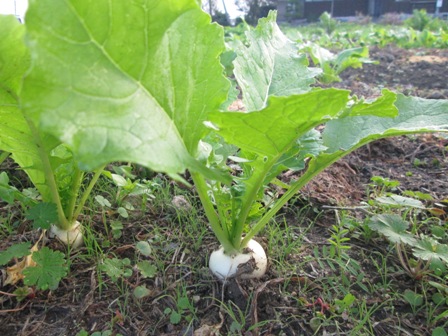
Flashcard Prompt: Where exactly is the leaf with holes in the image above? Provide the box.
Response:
[0,242,32,266]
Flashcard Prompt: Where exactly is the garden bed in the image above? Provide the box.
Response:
[1,44,447,336]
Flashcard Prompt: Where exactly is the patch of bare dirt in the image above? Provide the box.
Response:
[304,45,448,206]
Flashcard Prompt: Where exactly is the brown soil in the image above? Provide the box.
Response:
[1,45,447,336]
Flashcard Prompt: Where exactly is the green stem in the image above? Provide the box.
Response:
[72,165,106,221]
[0,151,10,166]
[191,172,237,254]
[231,158,277,249]
[241,156,337,248]
[65,167,84,222]
[24,118,70,230]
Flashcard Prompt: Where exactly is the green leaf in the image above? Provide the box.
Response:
[170,310,182,324]
[117,207,128,218]
[432,327,447,336]
[110,174,128,188]
[403,289,423,307]
[100,257,132,281]
[136,241,152,256]
[177,297,191,310]
[367,214,417,245]
[333,46,376,75]
[233,11,320,111]
[412,237,448,264]
[0,15,56,202]
[0,171,19,204]
[323,94,448,154]
[22,0,229,180]
[95,195,111,208]
[374,194,425,209]
[137,260,157,278]
[133,285,152,299]
[344,89,397,118]
[0,242,32,266]
[26,202,59,229]
[210,89,350,158]
[23,247,68,290]
[13,286,33,303]
[267,129,327,179]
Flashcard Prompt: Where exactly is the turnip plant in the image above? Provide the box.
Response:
[2,0,447,281]
[0,15,107,248]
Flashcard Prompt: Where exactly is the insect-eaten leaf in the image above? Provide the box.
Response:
[26,202,59,229]
[0,242,32,266]
[4,241,39,286]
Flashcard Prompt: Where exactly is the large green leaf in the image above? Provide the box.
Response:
[0,15,60,202]
[210,88,350,158]
[295,93,448,218]
[233,11,320,111]
[22,0,229,177]
[323,94,448,153]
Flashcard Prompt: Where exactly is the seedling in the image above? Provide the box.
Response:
[368,214,448,279]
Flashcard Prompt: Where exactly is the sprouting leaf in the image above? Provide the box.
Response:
[0,172,17,204]
[110,174,128,188]
[133,285,152,299]
[412,237,448,264]
[0,242,32,266]
[26,202,59,229]
[95,195,111,208]
[432,327,448,336]
[303,44,375,84]
[136,241,152,257]
[22,0,229,181]
[403,289,423,307]
[137,260,157,278]
[233,11,320,111]
[13,286,34,302]
[23,247,68,290]
[117,207,128,218]
[367,214,417,245]
[177,297,191,310]
[170,310,182,324]
[110,220,123,239]
[99,257,132,281]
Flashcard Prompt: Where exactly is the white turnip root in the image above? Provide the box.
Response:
[209,239,267,280]
[50,221,83,249]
